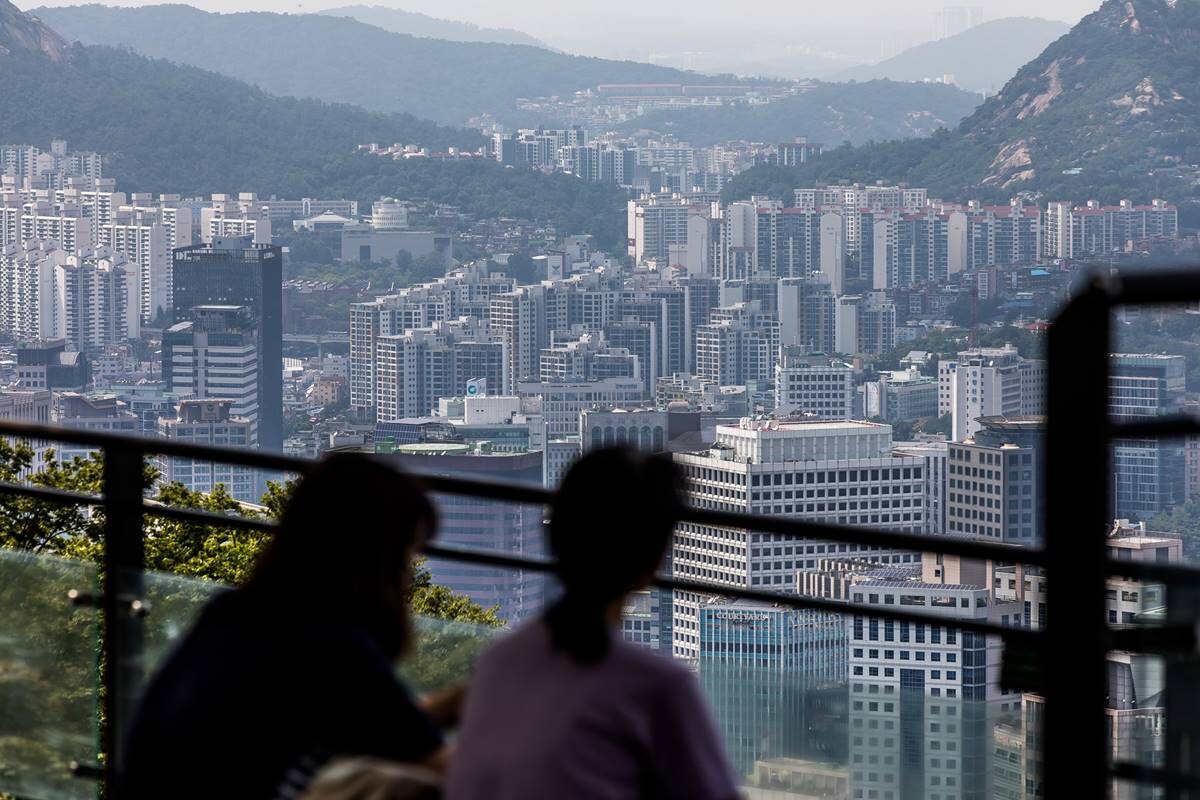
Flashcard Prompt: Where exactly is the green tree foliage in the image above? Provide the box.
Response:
[0,442,500,626]
[919,414,954,437]
[1149,499,1200,561]
[872,326,1044,374]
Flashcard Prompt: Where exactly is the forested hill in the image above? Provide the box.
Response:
[0,37,625,249]
[0,44,484,192]
[31,3,717,126]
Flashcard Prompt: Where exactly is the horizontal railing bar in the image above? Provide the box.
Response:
[1104,557,1200,585]
[141,502,279,533]
[1110,416,1200,440]
[424,543,1043,643]
[422,474,553,506]
[681,506,1049,568]
[0,419,1053,567]
[1108,270,1200,306]
[0,419,312,473]
[0,479,100,507]
[1110,761,1200,791]
[422,543,555,573]
[657,573,1046,645]
[1108,624,1197,654]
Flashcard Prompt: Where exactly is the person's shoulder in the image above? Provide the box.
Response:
[474,618,548,672]
[609,639,694,684]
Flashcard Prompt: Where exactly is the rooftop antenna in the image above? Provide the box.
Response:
[968,282,979,348]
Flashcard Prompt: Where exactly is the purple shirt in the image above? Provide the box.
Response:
[446,619,738,800]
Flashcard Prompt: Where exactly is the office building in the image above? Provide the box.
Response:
[1110,353,1186,519]
[671,419,929,659]
[515,377,644,437]
[938,345,1046,441]
[53,392,139,461]
[14,339,88,391]
[946,415,1045,544]
[579,407,702,452]
[778,276,836,355]
[0,388,51,424]
[387,445,547,623]
[339,197,452,266]
[696,597,847,773]
[200,193,271,244]
[864,367,939,422]
[172,236,283,451]
[834,293,896,356]
[893,439,949,537]
[807,552,1019,800]
[155,399,259,502]
[163,306,261,445]
[774,349,854,419]
[540,333,639,385]
[696,303,780,386]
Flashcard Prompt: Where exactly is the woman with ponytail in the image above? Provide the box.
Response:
[446,448,738,800]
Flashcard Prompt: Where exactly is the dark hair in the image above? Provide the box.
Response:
[243,453,437,654]
[545,448,682,664]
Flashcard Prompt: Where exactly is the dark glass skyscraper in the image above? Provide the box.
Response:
[172,236,283,451]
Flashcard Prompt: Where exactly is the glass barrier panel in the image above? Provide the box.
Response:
[0,549,99,800]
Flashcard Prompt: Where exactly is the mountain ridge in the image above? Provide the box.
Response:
[317,5,547,48]
[834,17,1071,94]
[29,3,716,125]
[0,0,69,60]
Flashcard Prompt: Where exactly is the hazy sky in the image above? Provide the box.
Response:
[25,0,1102,64]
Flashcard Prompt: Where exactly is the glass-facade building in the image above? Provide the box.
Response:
[1109,354,1186,520]
[172,236,283,451]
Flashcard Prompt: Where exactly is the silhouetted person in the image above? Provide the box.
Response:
[446,448,738,800]
[119,454,456,799]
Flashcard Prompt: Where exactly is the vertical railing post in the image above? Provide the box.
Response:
[1044,276,1111,799]
[102,445,146,796]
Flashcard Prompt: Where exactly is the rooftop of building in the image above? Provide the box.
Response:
[973,414,1047,430]
[720,418,889,434]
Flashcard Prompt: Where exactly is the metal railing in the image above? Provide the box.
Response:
[2,268,1200,797]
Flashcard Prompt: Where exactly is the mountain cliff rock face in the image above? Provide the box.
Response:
[960,0,1200,191]
[726,0,1200,203]
[0,0,69,61]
